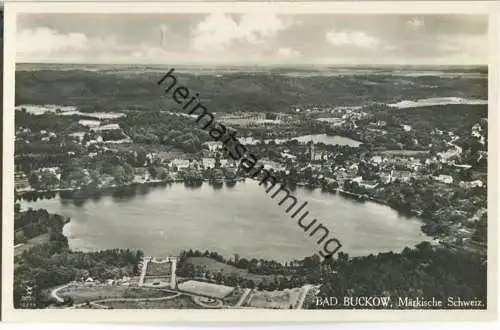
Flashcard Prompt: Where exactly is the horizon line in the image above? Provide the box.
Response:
[16,62,488,68]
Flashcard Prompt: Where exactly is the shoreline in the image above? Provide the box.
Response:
[17,177,421,219]
[19,179,432,263]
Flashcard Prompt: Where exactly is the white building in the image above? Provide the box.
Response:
[434,174,453,184]
[170,159,190,170]
[202,158,216,168]
[402,125,412,132]
[370,156,383,165]
[92,123,120,131]
[459,180,483,189]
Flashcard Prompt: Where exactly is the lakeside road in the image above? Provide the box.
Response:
[296,284,315,309]
[50,282,74,303]
[71,292,182,309]
[235,288,251,307]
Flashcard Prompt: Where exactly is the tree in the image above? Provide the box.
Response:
[28,173,39,187]
[136,148,148,166]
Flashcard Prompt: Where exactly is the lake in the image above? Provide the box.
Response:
[15,104,126,119]
[239,134,362,147]
[20,181,426,262]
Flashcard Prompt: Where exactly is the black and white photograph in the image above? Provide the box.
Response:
[1,0,497,323]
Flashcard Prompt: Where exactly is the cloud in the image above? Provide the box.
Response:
[17,27,88,56]
[277,47,301,58]
[407,18,424,29]
[325,30,381,49]
[16,27,122,63]
[191,12,293,53]
[15,14,487,65]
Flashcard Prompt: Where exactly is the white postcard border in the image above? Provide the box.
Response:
[2,1,499,323]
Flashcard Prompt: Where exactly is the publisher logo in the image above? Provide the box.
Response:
[19,284,37,309]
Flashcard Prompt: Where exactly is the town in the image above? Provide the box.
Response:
[12,67,488,311]
[14,100,487,256]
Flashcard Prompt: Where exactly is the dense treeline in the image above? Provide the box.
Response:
[15,110,78,133]
[118,112,210,152]
[351,103,487,151]
[178,244,486,309]
[15,69,487,113]
[309,242,487,309]
[14,244,143,308]
[14,206,69,244]
[14,206,144,308]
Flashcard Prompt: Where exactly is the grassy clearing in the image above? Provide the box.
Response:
[14,233,51,257]
[243,288,303,309]
[185,257,278,284]
[177,280,234,299]
[222,288,247,306]
[58,284,172,304]
[146,261,172,276]
[377,150,429,156]
[100,295,201,309]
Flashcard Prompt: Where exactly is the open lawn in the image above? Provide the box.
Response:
[58,284,172,304]
[14,233,50,257]
[222,288,248,306]
[244,288,303,309]
[146,260,172,276]
[99,295,201,309]
[185,257,278,284]
[177,280,234,299]
[110,143,185,160]
[377,150,429,156]
[142,277,172,288]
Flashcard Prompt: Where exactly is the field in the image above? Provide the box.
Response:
[145,260,172,276]
[243,288,303,309]
[142,277,171,287]
[58,284,171,304]
[15,66,487,114]
[377,150,430,156]
[220,118,283,126]
[99,295,201,309]
[177,280,235,299]
[222,287,249,306]
[185,257,278,284]
[14,233,50,257]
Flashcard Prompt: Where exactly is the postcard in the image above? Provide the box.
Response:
[2,0,498,323]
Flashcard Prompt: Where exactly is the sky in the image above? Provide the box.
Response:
[16,13,488,65]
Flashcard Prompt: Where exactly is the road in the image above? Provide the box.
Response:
[234,288,251,307]
[50,282,74,303]
[71,291,182,309]
[296,284,318,309]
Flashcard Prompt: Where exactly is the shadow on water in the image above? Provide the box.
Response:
[225,181,237,189]
[112,186,139,202]
[138,185,150,195]
[72,198,87,207]
[92,191,103,202]
[337,191,367,204]
[19,182,172,206]
[210,182,224,190]
[183,180,203,190]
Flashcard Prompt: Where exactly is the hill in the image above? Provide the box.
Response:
[15,68,487,113]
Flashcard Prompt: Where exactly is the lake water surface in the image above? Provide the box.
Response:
[20,181,426,261]
[239,134,362,147]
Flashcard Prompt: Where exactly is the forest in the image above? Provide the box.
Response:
[14,206,143,308]
[178,244,486,309]
[15,68,487,113]
[14,205,486,310]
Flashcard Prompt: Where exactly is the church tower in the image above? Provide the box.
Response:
[309,142,315,161]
